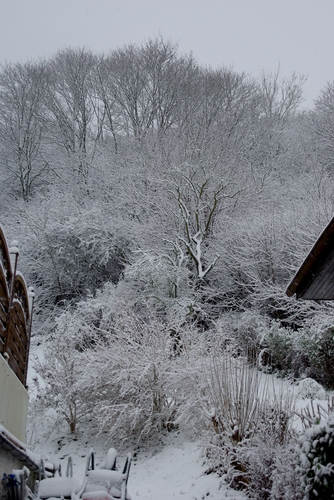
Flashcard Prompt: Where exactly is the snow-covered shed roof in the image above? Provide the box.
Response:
[0,425,40,472]
[286,216,334,299]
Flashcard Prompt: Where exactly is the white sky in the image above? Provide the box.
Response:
[1,0,334,108]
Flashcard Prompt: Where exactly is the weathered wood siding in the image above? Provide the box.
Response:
[0,227,31,385]
[286,217,334,300]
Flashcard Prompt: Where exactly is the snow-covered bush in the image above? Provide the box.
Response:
[231,386,296,498]
[264,320,295,373]
[263,319,334,387]
[233,439,302,500]
[255,318,334,387]
[225,182,334,317]
[18,197,130,313]
[297,413,334,499]
[212,313,297,373]
[213,311,269,362]
[32,283,205,443]
[202,355,271,444]
[270,444,303,499]
[296,378,327,401]
[123,251,192,322]
[211,309,334,392]
[32,323,90,434]
[80,309,203,444]
[299,325,334,388]
[202,354,295,498]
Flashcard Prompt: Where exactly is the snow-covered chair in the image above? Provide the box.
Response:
[76,450,131,500]
[99,449,117,471]
[37,457,80,500]
[37,477,81,499]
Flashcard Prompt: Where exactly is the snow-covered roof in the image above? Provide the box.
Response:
[0,425,40,472]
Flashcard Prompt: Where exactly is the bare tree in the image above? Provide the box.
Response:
[140,37,198,136]
[235,68,307,191]
[171,165,241,286]
[313,81,334,170]
[259,68,306,123]
[173,66,259,167]
[92,55,120,154]
[0,61,49,199]
[95,38,198,142]
[45,47,100,181]
[100,43,150,140]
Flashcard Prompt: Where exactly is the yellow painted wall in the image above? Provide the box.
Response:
[0,355,28,442]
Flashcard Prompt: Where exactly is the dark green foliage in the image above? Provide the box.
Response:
[298,414,334,499]
[265,321,296,373]
[304,327,334,388]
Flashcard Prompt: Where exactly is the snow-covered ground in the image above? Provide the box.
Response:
[29,428,246,500]
[129,438,245,499]
[27,343,245,498]
[26,344,332,499]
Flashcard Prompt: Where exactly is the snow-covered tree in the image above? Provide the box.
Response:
[32,317,89,433]
[0,61,50,199]
[45,48,100,182]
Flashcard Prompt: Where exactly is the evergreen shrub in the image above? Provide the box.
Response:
[298,413,334,499]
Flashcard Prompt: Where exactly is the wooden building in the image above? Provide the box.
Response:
[0,224,39,495]
[286,216,334,300]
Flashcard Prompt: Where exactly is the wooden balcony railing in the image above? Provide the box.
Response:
[0,225,33,387]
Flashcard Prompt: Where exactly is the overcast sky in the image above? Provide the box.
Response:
[1,0,334,108]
